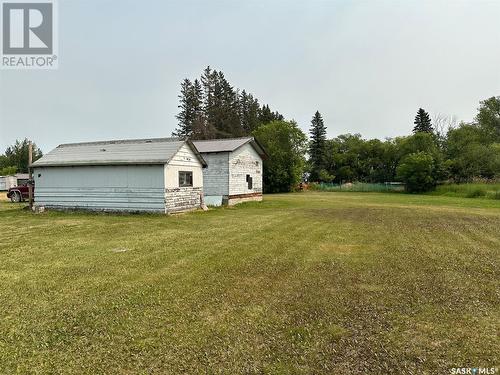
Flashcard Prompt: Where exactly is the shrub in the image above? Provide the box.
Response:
[491,190,500,200]
[466,188,486,198]
[396,152,436,193]
[318,169,335,183]
[312,182,404,193]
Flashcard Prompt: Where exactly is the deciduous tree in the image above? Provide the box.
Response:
[396,152,436,192]
[476,96,500,142]
[253,121,307,193]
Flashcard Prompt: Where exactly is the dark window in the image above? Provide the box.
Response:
[246,174,253,189]
[179,171,193,187]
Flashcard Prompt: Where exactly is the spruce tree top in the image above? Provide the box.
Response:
[308,111,327,160]
[413,108,434,133]
[310,111,326,139]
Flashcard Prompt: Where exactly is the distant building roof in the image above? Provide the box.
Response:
[192,137,267,158]
[32,138,207,167]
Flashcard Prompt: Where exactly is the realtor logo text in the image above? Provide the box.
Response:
[1,0,58,69]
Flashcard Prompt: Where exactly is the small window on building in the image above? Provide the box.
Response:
[179,171,193,187]
[246,174,253,189]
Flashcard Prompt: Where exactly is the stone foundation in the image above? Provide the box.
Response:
[227,193,263,206]
[165,187,203,213]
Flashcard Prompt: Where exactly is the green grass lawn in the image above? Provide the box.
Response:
[1,192,499,374]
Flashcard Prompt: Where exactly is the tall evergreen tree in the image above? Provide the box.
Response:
[239,90,250,132]
[173,66,285,139]
[413,108,434,133]
[189,79,206,139]
[215,71,241,138]
[200,66,218,139]
[259,104,283,125]
[247,95,262,131]
[239,90,261,134]
[259,105,272,124]
[192,79,203,115]
[173,78,204,139]
[270,108,284,122]
[173,78,195,139]
[309,111,328,181]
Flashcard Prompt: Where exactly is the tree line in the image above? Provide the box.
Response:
[0,139,43,176]
[171,68,498,193]
[307,98,500,192]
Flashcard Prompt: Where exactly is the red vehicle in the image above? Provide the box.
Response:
[6,181,34,203]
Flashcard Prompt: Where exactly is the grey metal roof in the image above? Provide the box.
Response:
[193,137,267,158]
[32,138,207,167]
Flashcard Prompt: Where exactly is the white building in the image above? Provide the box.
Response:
[0,173,30,191]
[31,138,207,213]
[193,137,267,206]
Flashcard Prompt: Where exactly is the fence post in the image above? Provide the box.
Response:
[28,141,33,211]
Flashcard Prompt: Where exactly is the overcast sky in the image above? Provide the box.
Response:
[1,0,499,153]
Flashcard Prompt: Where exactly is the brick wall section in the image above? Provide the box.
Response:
[165,187,202,213]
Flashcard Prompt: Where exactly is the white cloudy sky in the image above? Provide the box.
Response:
[0,0,499,152]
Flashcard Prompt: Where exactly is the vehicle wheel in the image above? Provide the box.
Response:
[10,191,21,203]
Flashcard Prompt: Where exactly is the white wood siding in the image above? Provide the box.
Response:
[228,144,263,196]
[0,176,17,191]
[164,144,204,212]
[164,144,203,189]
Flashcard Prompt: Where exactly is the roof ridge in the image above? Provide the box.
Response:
[59,137,181,148]
[192,136,253,143]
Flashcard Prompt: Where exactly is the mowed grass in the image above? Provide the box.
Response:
[0,192,499,374]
